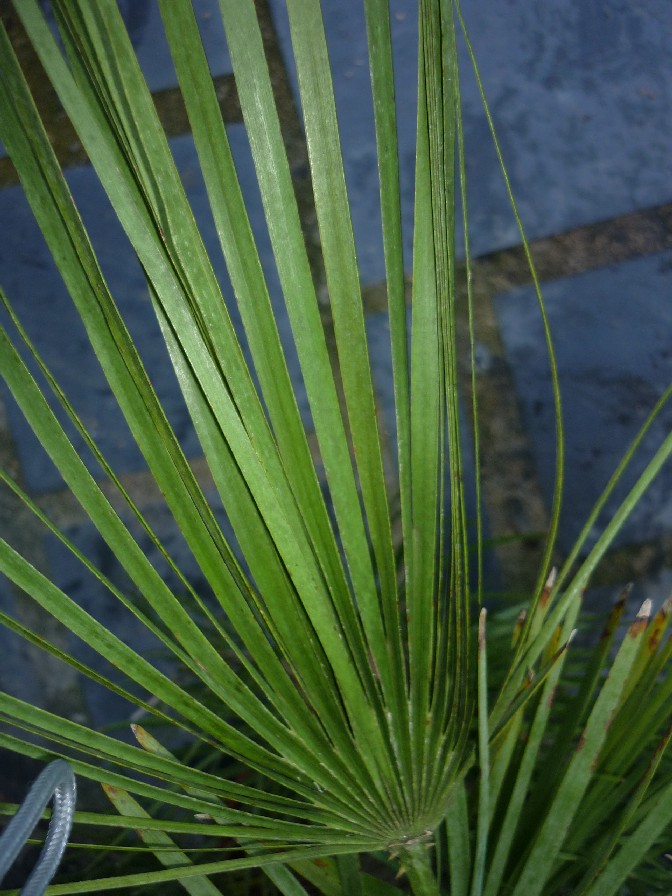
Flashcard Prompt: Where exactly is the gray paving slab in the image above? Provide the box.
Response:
[125,0,232,90]
[495,250,672,557]
[455,0,672,254]
[4,1,669,270]
[0,580,44,708]
[0,126,310,492]
[270,0,672,275]
[41,500,224,728]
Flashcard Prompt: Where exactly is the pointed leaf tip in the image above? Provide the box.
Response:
[512,608,527,646]
[131,723,151,747]
[546,567,558,588]
[630,599,652,637]
[131,724,166,756]
[479,607,487,649]
[637,598,652,619]
[540,567,557,607]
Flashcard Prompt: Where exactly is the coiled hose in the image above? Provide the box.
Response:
[0,760,76,895]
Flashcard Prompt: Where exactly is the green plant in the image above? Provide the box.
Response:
[0,1,671,894]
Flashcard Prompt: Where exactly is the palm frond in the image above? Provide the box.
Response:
[0,1,670,894]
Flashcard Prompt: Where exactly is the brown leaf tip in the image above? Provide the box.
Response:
[630,598,652,636]
[540,567,557,606]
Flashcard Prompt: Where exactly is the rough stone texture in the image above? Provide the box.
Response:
[270,0,672,273]
[496,251,672,557]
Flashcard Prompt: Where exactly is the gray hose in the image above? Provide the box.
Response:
[0,760,76,895]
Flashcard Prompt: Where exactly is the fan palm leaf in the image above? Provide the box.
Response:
[0,1,670,894]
